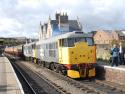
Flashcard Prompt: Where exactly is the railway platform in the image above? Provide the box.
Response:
[0,56,24,94]
[96,63,125,86]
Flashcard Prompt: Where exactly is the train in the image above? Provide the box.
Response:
[4,45,23,57]
[4,31,96,79]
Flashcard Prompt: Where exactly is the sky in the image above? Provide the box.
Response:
[0,0,125,38]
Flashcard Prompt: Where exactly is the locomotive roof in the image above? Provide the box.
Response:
[24,42,36,47]
[36,31,93,44]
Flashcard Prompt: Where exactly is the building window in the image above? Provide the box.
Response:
[122,36,125,40]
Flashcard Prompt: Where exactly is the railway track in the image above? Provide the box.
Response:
[11,60,71,94]
[79,80,125,94]
[20,60,125,94]
[46,66,125,94]
[17,60,106,94]
[11,60,37,94]
[9,55,125,94]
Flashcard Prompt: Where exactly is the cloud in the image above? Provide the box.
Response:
[16,0,41,9]
[0,0,125,38]
[0,18,22,30]
[0,18,23,38]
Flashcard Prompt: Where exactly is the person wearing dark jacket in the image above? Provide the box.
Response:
[111,44,119,66]
[119,42,124,65]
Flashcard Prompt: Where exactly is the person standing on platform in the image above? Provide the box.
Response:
[111,44,119,67]
[119,42,124,65]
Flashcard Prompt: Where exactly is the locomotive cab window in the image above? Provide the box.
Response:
[59,37,93,47]
[86,37,94,46]
[75,37,85,43]
[67,38,75,47]
[59,38,75,47]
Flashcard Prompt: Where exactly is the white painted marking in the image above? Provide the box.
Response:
[32,50,35,57]
[103,65,125,71]
[40,48,44,58]
[6,57,25,94]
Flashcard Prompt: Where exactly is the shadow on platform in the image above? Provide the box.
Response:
[95,65,106,80]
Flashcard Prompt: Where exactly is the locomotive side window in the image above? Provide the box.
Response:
[67,38,75,47]
[62,39,68,47]
[48,42,57,57]
[55,42,58,48]
[53,42,58,49]
[46,44,49,49]
[32,44,36,49]
[28,46,32,54]
[36,45,40,49]
[86,38,94,46]
[49,43,52,49]
[59,39,62,46]
[24,46,28,54]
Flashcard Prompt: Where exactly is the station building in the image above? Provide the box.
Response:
[39,13,82,40]
[91,30,125,60]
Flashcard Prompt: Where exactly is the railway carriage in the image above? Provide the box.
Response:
[23,42,36,61]
[23,31,96,78]
[4,45,23,57]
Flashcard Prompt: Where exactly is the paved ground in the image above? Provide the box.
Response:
[97,60,125,67]
[0,57,24,94]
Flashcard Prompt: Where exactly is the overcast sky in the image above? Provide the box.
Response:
[0,0,125,38]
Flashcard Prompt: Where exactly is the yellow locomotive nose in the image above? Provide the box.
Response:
[59,42,96,65]
[59,41,96,78]
[67,70,80,78]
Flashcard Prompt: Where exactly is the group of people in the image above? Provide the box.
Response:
[110,42,125,67]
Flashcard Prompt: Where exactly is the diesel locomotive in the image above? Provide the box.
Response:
[23,31,96,78]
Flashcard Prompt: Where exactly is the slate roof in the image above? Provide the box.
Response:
[50,20,81,32]
[69,20,81,31]
[50,20,59,32]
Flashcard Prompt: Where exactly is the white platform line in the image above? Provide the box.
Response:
[103,65,125,71]
[6,57,25,94]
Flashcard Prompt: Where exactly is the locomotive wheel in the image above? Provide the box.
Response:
[58,65,67,75]
[61,69,67,76]
[50,63,67,75]
[50,63,60,73]
[50,63,56,71]
[41,61,45,67]
[37,60,41,65]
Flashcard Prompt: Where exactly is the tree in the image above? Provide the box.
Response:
[111,39,119,46]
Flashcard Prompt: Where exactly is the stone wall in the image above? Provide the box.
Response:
[96,65,125,86]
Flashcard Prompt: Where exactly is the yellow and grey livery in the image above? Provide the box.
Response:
[23,31,96,78]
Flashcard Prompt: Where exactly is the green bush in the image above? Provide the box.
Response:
[96,49,111,61]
